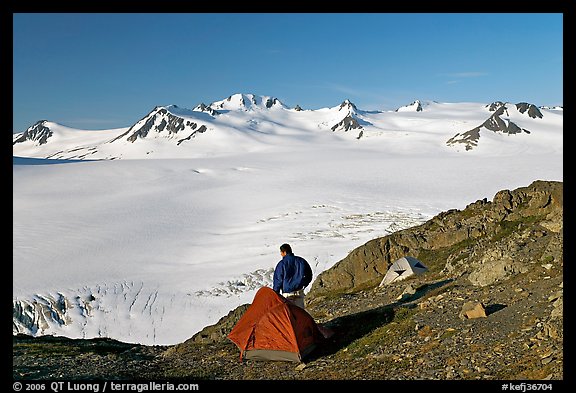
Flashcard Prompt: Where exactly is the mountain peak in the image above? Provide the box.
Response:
[515,102,543,119]
[486,101,542,119]
[338,99,358,112]
[193,103,220,116]
[395,100,422,112]
[447,100,545,151]
[209,93,286,111]
[13,120,52,146]
[486,101,506,112]
[108,105,210,145]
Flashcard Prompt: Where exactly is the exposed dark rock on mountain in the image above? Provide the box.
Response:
[193,103,220,116]
[446,128,481,150]
[516,102,543,119]
[396,100,423,112]
[265,97,282,108]
[110,107,208,143]
[446,101,541,151]
[331,114,363,132]
[176,125,208,145]
[331,100,364,132]
[208,93,285,112]
[484,109,528,134]
[486,101,506,112]
[13,120,52,145]
[338,99,358,112]
[488,101,542,119]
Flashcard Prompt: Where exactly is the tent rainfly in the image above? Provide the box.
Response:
[227,286,325,362]
[379,256,428,286]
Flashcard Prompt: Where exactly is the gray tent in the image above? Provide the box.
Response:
[379,256,428,286]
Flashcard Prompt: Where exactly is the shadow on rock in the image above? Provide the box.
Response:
[485,303,507,315]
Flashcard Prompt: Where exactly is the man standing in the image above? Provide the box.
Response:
[273,243,313,309]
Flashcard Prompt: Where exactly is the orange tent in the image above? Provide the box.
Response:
[227,286,325,362]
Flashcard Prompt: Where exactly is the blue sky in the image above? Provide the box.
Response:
[12,13,563,133]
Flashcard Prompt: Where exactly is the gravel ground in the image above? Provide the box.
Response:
[13,260,563,383]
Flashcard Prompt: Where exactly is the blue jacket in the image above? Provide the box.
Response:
[273,253,313,294]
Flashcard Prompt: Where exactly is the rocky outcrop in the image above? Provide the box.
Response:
[13,121,52,145]
[331,99,364,132]
[446,101,542,151]
[110,107,209,144]
[308,180,562,298]
[176,304,250,345]
[175,125,208,145]
[264,97,282,108]
[516,102,543,119]
[396,100,423,112]
[486,101,507,112]
[486,101,542,119]
[330,114,362,132]
[338,99,358,112]
[193,103,220,116]
[208,93,285,111]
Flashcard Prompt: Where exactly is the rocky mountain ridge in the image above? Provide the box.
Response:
[446,102,544,150]
[13,94,561,159]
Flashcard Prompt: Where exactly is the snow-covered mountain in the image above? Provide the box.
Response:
[13,93,563,346]
[446,101,545,151]
[13,93,563,160]
[395,99,423,112]
[208,93,287,112]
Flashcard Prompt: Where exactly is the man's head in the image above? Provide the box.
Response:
[280,243,292,256]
